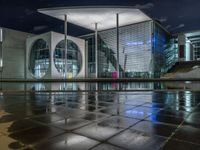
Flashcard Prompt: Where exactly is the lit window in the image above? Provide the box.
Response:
[54,40,82,78]
[29,39,50,79]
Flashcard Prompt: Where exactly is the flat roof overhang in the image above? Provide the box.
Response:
[38,6,151,31]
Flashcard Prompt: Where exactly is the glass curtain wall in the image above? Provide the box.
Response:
[152,22,171,77]
[85,36,96,76]
[54,40,82,78]
[98,21,153,78]
[163,37,178,72]
[83,21,172,78]
[29,39,50,79]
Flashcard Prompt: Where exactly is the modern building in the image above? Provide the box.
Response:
[38,6,173,79]
[81,21,173,78]
[1,6,199,80]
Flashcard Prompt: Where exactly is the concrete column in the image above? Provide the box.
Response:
[64,14,68,79]
[186,41,191,61]
[116,14,120,78]
[95,23,98,78]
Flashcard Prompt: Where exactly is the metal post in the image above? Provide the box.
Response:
[116,14,120,78]
[0,41,2,82]
[64,14,68,79]
[24,39,26,80]
[85,41,89,78]
[0,28,3,82]
[95,23,98,78]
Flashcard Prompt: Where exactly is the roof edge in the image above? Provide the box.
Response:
[38,5,140,12]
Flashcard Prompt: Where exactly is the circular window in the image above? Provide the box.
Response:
[29,39,50,79]
[54,40,82,78]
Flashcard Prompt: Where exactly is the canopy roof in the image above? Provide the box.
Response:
[38,6,151,31]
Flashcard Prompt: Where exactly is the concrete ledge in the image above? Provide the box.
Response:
[1,78,200,82]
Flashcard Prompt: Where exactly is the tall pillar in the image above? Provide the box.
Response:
[85,41,89,78]
[95,23,98,78]
[116,14,120,78]
[0,28,3,80]
[94,19,99,113]
[64,14,68,79]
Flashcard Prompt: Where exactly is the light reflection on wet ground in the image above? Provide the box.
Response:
[0,81,200,92]
[0,82,200,149]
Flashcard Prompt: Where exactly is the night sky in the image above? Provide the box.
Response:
[0,0,200,36]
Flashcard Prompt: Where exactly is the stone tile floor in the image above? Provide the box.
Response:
[0,91,200,149]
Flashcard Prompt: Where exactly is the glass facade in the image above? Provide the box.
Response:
[84,36,96,75]
[152,23,171,77]
[163,37,178,72]
[82,21,171,78]
[193,42,200,60]
[98,21,152,78]
[29,39,50,79]
[54,40,82,78]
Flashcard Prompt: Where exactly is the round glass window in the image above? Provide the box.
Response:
[29,39,50,79]
[54,40,82,78]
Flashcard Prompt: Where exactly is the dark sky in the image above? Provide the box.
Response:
[0,0,200,36]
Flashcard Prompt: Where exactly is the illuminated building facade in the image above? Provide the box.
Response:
[1,7,193,80]
[82,21,172,78]
[38,6,173,78]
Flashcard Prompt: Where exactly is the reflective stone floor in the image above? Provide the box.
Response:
[0,90,200,149]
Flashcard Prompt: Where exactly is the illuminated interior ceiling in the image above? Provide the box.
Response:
[38,6,151,31]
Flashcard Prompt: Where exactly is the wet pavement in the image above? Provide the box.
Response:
[0,85,200,149]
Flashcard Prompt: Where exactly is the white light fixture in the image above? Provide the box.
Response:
[0,59,2,67]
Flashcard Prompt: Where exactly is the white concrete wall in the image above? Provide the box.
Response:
[1,27,33,79]
[51,32,86,79]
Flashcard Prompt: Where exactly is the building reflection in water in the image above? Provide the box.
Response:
[3,82,200,92]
